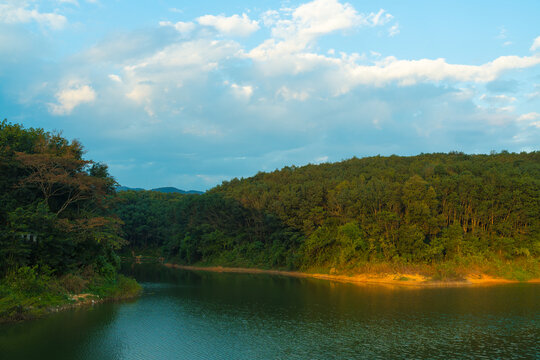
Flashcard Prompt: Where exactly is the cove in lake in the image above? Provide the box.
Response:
[0,263,538,359]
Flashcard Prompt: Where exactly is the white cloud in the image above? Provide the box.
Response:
[49,84,96,115]
[92,1,540,123]
[288,0,363,37]
[126,83,151,103]
[159,20,195,35]
[197,13,259,37]
[347,55,540,88]
[182,124,222,137]
[531,36,540,52]
[526,91,540,100]
[108,74,122,82]
[277,86,309,101]
[516,112,540,130]
[118,39,242,116]
[78,31,169,64]
[276,1,391,40]
[517,112,540,122]
[365,9,393,26]
[143,105,155,117]
[249,39,540,92]
[387,56,535,88]
[495,106,514,113]
[45,0,540,134]
[261,10,280,27]
[0,3,67,29]
[58,0,79,5]
[388,23,399,37]
[479,94,516,104]
[230,83,254,100]
[244,1,540,90]
[249,1,367,74]
[123,39,240,77]
[496,27,508,40]
[262,0,392,57]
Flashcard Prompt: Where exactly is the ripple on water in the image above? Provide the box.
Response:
[0,267,538,360]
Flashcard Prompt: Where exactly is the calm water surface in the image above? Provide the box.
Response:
[0,264,538,359]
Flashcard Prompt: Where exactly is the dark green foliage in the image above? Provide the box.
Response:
[0,266,65,321]
[59,273,88,294]
[0,120,138,321]
[0,266,141,322]
[115,191,303,269]
[208,152,540,269]
[113,191,179,249]
[0,120,125,277]
[85,273,141,299]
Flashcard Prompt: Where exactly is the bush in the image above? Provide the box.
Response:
[3,266,52,295]
[431,262,466,281]
[0,264,141,322]
[59,274,88,294]
[0,267,66,322]
[115,275,142,298]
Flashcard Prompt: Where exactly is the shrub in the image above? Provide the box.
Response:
[3,266,50,295]
[59,274,88,294]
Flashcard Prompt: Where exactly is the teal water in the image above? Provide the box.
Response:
[0,264,538,359]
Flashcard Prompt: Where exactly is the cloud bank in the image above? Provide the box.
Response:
[2,0,539,190]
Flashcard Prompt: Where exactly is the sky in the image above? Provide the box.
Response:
[1,0,539,191]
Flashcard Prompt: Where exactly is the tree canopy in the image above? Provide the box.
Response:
[0,120,123,276]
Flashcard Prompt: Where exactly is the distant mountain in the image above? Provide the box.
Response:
[151,187,203,194]
[115,186,145,192]
[115,185,203,194]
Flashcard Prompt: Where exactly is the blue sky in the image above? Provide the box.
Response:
[1,0,539,190]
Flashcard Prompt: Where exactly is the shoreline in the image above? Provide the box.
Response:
[0,275,142,324]
[165,263,540,288]
[0,293,140,324]
[45,292,140,316]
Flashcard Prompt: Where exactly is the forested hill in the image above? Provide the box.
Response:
[117,152,539,279]
[207,153,540,266]
[213,152,540,242]
[116,186,203,194]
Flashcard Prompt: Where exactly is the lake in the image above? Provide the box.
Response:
[0,263,538,359]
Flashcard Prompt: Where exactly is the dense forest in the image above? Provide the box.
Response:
[0,120,139,321]
[116,151,540,280]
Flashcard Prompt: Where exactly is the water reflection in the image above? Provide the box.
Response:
[0,263,538,359]
[0,301,123,359]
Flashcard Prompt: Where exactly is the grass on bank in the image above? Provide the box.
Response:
[165,249,540,282]
[304,255,540,282]
[127,244,540,282]
[0,266,141,323]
